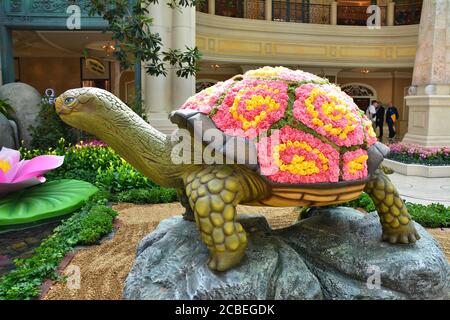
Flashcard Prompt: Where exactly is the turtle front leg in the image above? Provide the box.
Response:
[365,169,420,244]
[184,166,248,271]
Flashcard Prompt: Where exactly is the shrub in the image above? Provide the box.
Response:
[337,193,450,228]
[78,205,117,245]
[96,162,156,193]
[21,139,156,192]
[114,188,178,204]
[406,203,450,228]
[29,98,84,149]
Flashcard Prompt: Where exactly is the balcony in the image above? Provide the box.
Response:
[197,1,423,27]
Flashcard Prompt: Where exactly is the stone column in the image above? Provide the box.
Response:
[143,1,172,129]
[171,5,196,110]
[387,1,395,26]
[330,1,337,25]
[0,26,14,84]
[208,0,215,15]
[265,0,272,21]
[403,0,450,147]
[143,2,195,134]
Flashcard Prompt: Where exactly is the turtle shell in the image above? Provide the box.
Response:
[171,66,387,186]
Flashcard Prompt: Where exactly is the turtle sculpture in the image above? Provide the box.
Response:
[56,66,420,272]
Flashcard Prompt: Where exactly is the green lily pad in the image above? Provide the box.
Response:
[0,179,98,227]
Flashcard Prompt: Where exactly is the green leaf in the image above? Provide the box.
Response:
[0,180,98,227]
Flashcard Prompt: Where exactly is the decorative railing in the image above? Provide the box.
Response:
[215,0,244,18]
[196,1,421,26]
[273,1,330,24]
[395,1,422,25]
[337,5,386,26]
[245,0,265,20]
[211,0,264,19]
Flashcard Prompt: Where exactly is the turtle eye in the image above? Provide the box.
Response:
[64,97,75,105]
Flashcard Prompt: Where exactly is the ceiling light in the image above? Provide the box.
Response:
[211,64,220,71]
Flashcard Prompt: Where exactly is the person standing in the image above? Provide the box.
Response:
[366,100,377,127]
[386,103,399,142]
[375,103,385,141]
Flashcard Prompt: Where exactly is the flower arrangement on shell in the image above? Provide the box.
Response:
[181,66,377,184]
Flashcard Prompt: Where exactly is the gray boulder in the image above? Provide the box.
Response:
[0,83,41,147]
[124,207,450,300]
[0,113,17,149]
[124,215,322,300]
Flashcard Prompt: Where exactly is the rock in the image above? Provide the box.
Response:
[278,208,450,300]
[0,113,16,148]
[124,207,450,300]
[124,215,322,300]
[0,83,41,147]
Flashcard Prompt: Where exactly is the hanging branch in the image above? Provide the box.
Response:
[88,0,202,78]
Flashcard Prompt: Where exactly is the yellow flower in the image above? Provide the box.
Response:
[347,155,369,174]
[274,140,329,176]
[0,160,11,173]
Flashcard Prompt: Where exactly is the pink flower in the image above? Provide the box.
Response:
[243,66,325,83]
[0,148,64,196]
[362,114,377,146]
[256,126,340,183]
[293,83,364,147]
[181,79,235,114]
[388,143,450,161]
[212,79,288,139]
[342,149,369,181]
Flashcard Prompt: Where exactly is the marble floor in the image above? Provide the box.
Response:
[389,172,450,206]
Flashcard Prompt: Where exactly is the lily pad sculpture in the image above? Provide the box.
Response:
[0,179,98,229]
[56,66,421,272]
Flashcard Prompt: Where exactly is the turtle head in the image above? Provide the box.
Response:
[55,87,117,133]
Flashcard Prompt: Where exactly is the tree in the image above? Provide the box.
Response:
[88,0,202,113]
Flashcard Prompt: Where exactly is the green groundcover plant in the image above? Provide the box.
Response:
[0,192,116,300]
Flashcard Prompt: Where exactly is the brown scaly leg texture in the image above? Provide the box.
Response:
[177,189,195,221]
[364,169,420,244]
[184,165,248,271]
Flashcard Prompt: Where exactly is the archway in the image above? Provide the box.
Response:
[340,82,377,112]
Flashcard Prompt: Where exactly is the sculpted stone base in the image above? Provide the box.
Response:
[123,207,449,300]
[403,94,450,147]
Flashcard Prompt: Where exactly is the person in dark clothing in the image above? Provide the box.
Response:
[375,103,385,140]
[386,103,399,142]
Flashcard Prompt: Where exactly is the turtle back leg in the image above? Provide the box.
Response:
[365,169,420,244]
[177,189,195,221]
[184,165,248,271]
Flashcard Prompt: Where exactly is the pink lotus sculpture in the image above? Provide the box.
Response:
[0,147,64,196]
